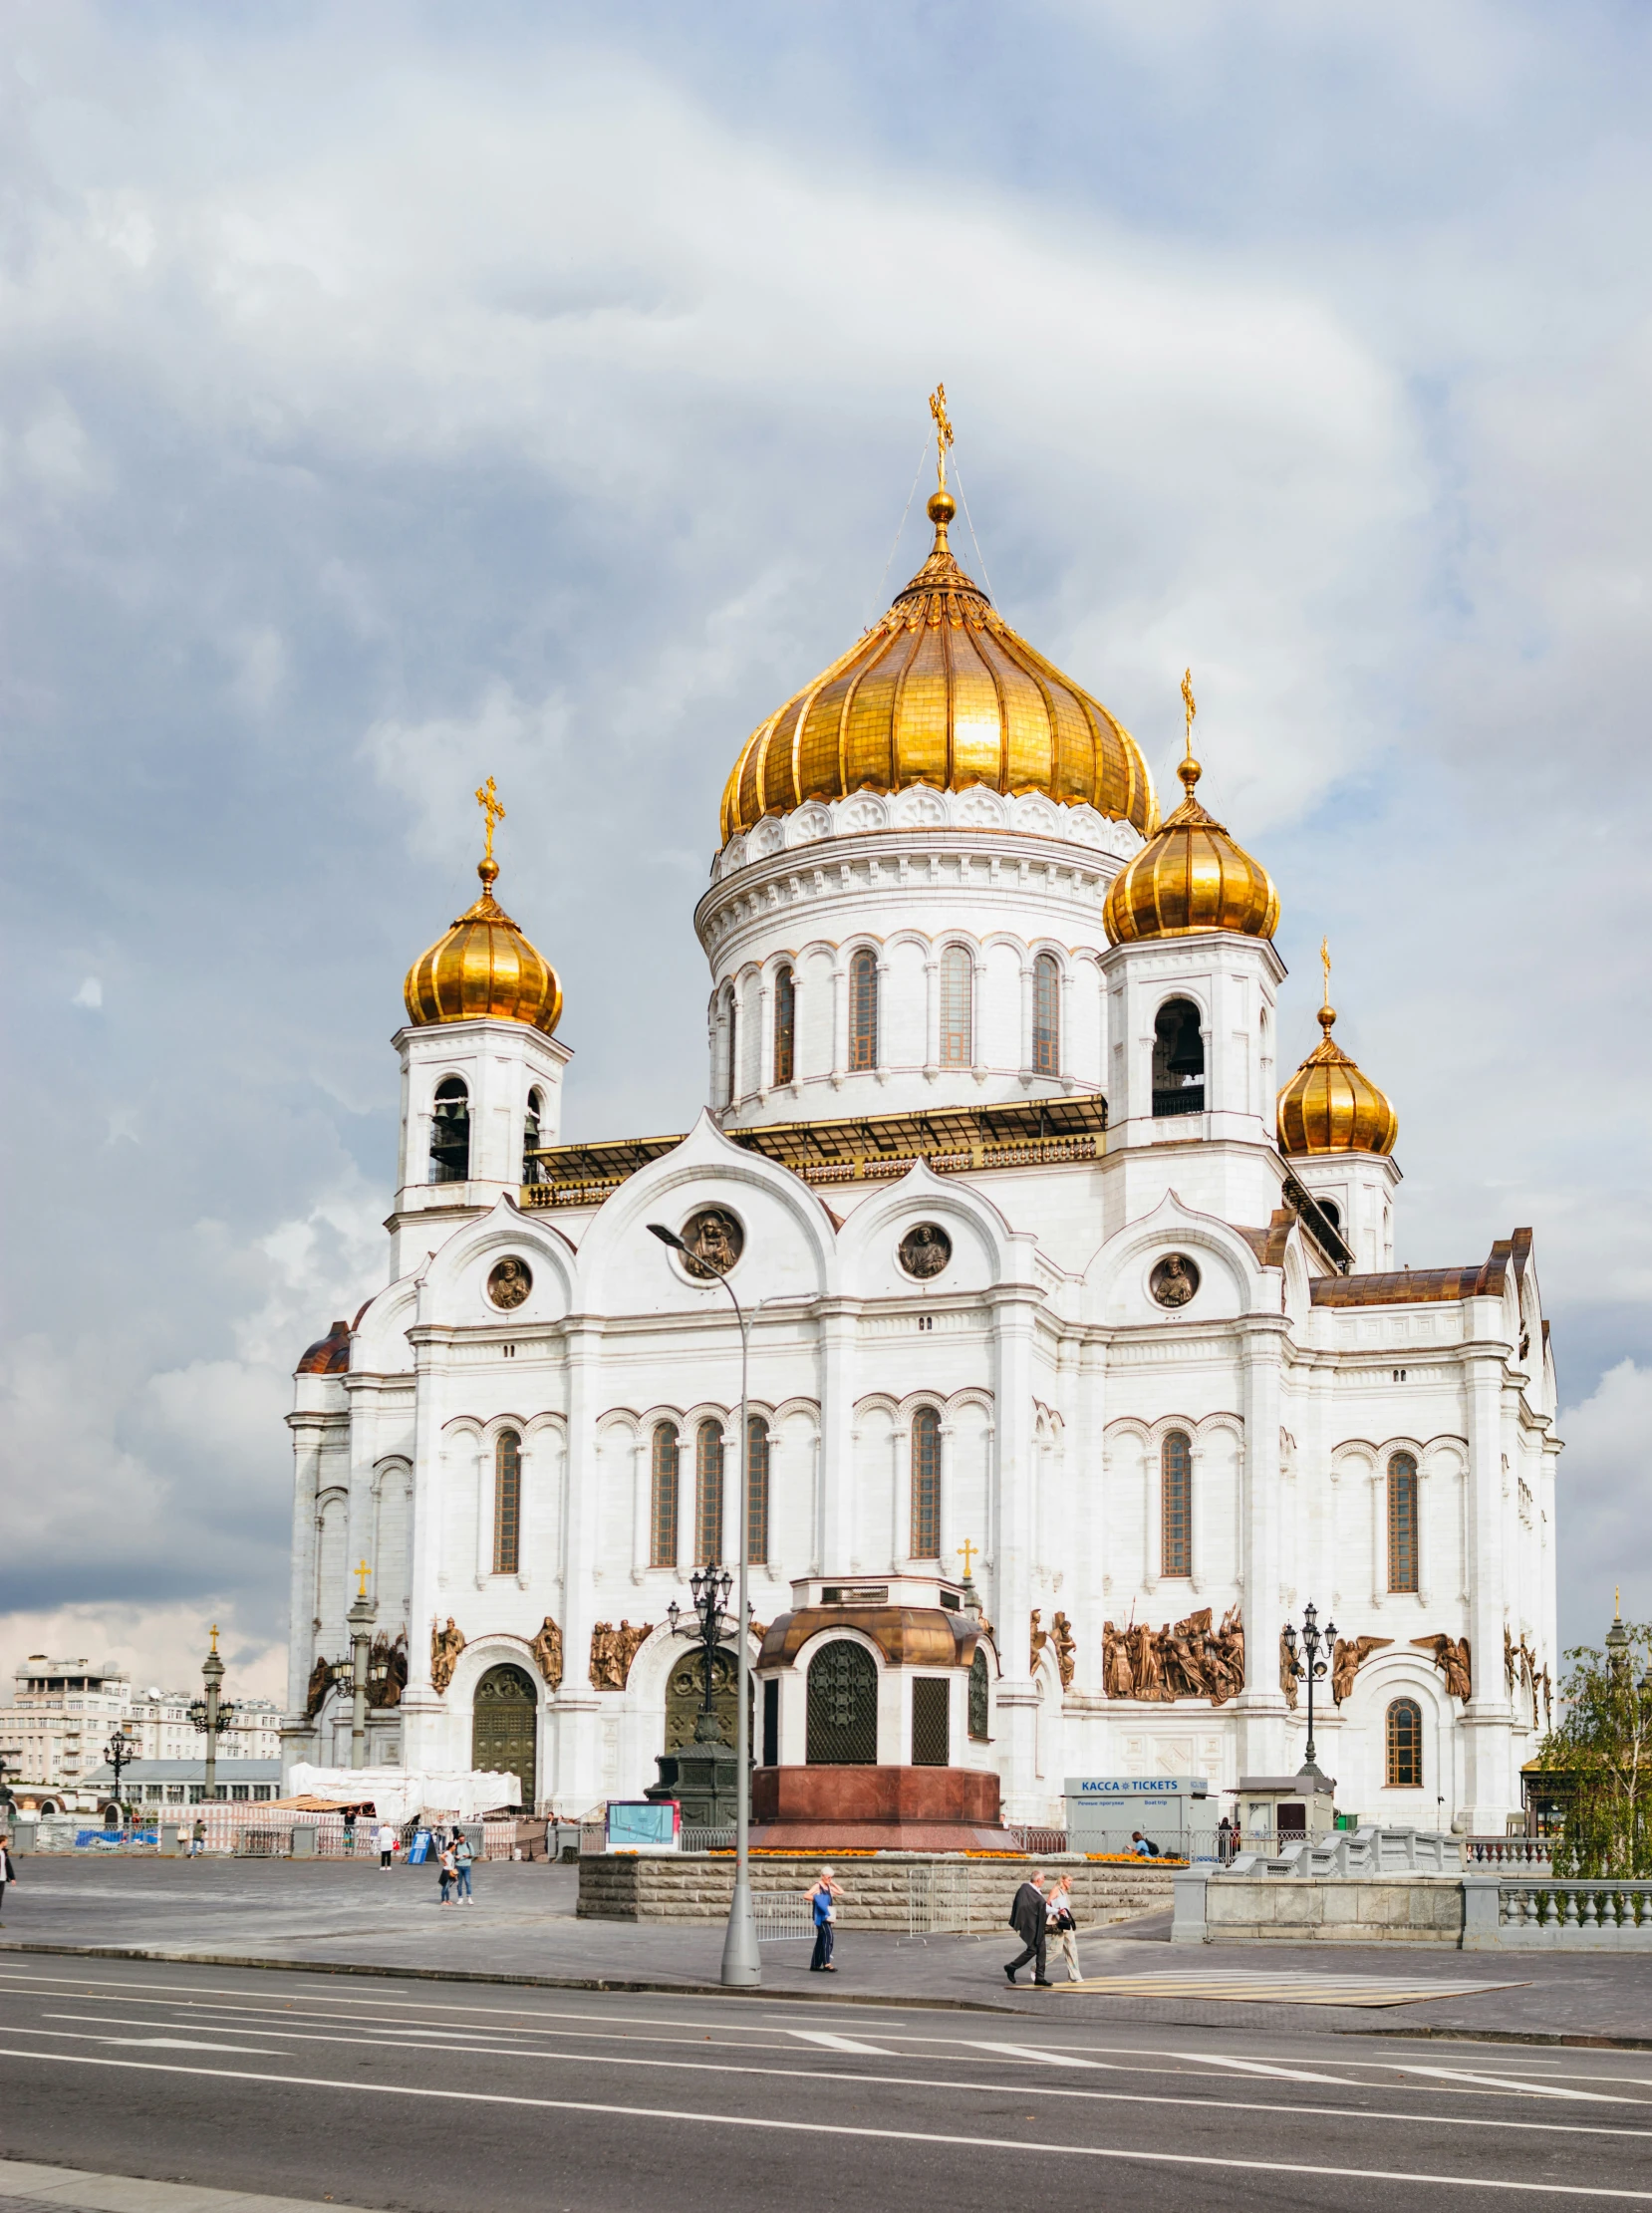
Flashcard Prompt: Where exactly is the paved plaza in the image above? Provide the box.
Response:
[3,1857,1651,2046]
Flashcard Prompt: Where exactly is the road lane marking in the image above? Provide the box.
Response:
[0,2047,1646,2198]
[1170,2054,1353,2085]
[1397,2067,1642,2105]
[788,2031,895,2056]
[97,2037,278,2054]
[963,2043,1112,2069]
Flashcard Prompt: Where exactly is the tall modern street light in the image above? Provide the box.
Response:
[1281,1600,1336,1779]
[189,1626,236,1805]
[648,1220,760,1988]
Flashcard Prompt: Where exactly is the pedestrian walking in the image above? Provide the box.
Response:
[0,1834,17,1925]
[376,1820,397,1869]
[453,1831,474,1902]
[1004,1869,1050,1986]
[1046,1874,1081,1984]
[437,1840,457,1904]
[190,1817,206,1858]
[806,1865,842,1972]
[343,1809,357,1855]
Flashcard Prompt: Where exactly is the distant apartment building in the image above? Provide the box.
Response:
[0,1656,283,1798]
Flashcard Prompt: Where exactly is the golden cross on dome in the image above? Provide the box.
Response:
[356,1559,372,1599]
[208,1624,219,1654]
[1320,936,1332,1009]
[929,382,955,491]
[474,776,505,862]
[957,1536,979,1580]
[1181,667,1198,757]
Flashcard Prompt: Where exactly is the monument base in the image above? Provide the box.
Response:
[646,1737,743,1828]
[748,1764,1014,1851]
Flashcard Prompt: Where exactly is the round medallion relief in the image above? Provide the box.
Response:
[898,1223,953,1280]
[486,1255,533,1310]
[1150,1252,1200,1309]
[680,1207,744,1278]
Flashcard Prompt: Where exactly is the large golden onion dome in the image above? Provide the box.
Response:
[719,489,1159,843]
[1277,956,1397,1156]
[404,783,562,1034]
[1101,695,1279,945]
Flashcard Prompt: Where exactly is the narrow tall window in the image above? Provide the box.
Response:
[492,1430,521,1575]
[650,1422,679,1570]
[940,946,973,1066]
[1033,954,1060,1075]
[773,967,795,1087]
[1386,1697,1423,1789]
[849,948,878,1071]
[522,1087,544,1185]
[1153,997,1206,1115]
[429,1076,470,1183]
[1161,1430,1192,1578]
[724,990,739,1105]
[911,1407,942,1561]
[1388,1452,1420,1593]
[745,1415,769,1565]
[695,1419,724,1565]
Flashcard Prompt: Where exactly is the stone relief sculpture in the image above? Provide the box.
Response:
[530,1614,564,1690]
[1413,1633,1473,1702]
[590,1619,654,1691]
[1504,1623,1516,1695]
[1050,1610,1076,1691]
[430,1616,465,1694]
[1099,1607,1243,1707]
[1330,1634,1392,1707]
[304,1656,337,1719]
[1280,1626,1300,1710]
[1029,1609,1049,1675]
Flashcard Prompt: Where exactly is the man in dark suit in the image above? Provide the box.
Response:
[1004,1870,1051,1985]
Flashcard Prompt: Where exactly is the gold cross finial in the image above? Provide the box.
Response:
[1181,667,1197,757]
[356,1559,372,1599]
[1320,937,1332,1006]
[208,1624,219,1654]
[474,776,505,864]
[957,1537,978,1580]
[929,383,955,492]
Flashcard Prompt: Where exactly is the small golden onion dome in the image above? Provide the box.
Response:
[719,490,1159,843]
[1101,750,1279,944]
[1277,999,1397,1156]
[404,854,563,1034]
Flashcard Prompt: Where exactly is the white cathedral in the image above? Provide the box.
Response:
[285,462,1559,1836]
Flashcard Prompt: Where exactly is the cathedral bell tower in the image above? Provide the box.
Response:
[1097,674,1285,1228]
[388,779,571,1279]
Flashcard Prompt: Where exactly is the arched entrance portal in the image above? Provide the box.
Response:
[471,1662,538,1809]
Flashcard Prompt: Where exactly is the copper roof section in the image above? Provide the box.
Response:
[296,1319,351,1375]
[756,1606,978,1672]
[1311,1230,1531,1308]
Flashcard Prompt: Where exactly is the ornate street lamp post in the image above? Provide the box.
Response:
[649,1220,760,1990]
[1281,1600,1337,1780]
[104,1725,139,1832]
[668,1562,736,1744]
[348,1561,377,1772]
[188,1626,236,1805]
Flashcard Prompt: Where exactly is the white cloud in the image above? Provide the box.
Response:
[72,975,102,1008]
[1557,1360,1652,1646]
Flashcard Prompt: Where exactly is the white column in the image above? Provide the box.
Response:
[893,1420,911,1564]
[938,1422,956,1578]
[722,1417,740,1566]
[474,1434,491,1588]
[1143,1442,1159,1597]
[1370,1466,1387,1609]
[924,954,940,1075]
[1462,1348,1512,1827]
[875,956,891,1073]
[398,1356,448,1771]
[551,1322,604,1812]
[515,1430,531,1591]
[1235,1318,1288,1775]
[1058,965,1073,1081]
[818,1302,858,1569]
[755,974,771,1102]
[990,1291,1040,1818]
[830,960,846,1087]
[1188,1433,1204,1596]
[1018,962,1034,1074]
[973,957,987,1077]
[630,1432,649,1584]
[1418,1463,1434,1608]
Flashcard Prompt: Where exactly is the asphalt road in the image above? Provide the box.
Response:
[1,1957,1650,2211]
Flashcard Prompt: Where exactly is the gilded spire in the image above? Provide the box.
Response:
[474,775,506,891]
[1180,666,1201,794]
[929,382,955,494]
[404,784,562,1034]
[1319,935,1336,1033]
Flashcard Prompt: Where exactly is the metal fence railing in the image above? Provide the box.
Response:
[752,1893,814,1942]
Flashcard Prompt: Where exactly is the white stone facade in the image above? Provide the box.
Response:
[284,794,1559,1834]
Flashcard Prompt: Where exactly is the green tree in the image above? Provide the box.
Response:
[1537,1612,1652,1877]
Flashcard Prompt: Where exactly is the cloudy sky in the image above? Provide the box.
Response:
[3,1,1649,1698]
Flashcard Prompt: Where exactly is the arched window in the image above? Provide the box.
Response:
[492,1430,521,1575]
[1318,1197,1341,1230]
[723,988,739,1106]
[694,1418,724,1565]
[745,1414,769,1565]
[1032,953,1060,1075]
[1387,1452,1420,1592]
[772,967,795,1087]
[849,948,878,1071]
[940,946,973,1066]
[1161,1430,1192,1578]
[805,1639,878,1765]
[1386,1697,1423,1789]
[650,1422,679,1570]
[968,1646,990,1741]
[429,1077,470,1183]
[522,1087,545,1186]
[911,1407,942,1560]
[1152,998,1205,1116]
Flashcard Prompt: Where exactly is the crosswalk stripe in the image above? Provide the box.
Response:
[1170,2053,1351,2085]
[962,2042,1111,2069]
[1397,2067,1642,2105]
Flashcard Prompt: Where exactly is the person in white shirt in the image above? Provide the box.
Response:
[376,1821,398,1869]
[1045,1874,1081,1984]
